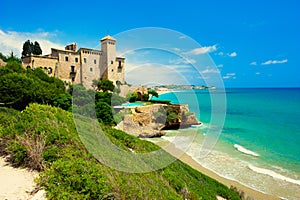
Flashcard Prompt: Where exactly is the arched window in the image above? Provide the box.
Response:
[48,68,53,74]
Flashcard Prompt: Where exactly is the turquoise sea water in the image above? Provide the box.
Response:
[152,88,300,199]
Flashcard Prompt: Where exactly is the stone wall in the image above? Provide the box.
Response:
[21,55,58,76]
[55,49,81,84]
[79,49,102,89]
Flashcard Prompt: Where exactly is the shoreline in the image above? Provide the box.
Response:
[156,141,280,200]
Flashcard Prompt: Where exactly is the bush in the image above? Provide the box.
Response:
[149,99,171,104]
[95,101,115,125]
[0,64,68,111]
[39,158,112,200]
[128,92,138,102]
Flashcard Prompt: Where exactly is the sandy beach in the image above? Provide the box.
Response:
[156,88,171,96]
[159,142,280,200]
[0,156,46,200]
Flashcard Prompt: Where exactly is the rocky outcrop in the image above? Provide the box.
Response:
[115,103,201,138]
[0,58,6,67]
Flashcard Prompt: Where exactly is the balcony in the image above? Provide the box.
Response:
[70,70,76,77]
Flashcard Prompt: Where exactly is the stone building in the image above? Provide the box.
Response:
[21,35,125,88]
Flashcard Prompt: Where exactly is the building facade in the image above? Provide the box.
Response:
[22,35,125,88]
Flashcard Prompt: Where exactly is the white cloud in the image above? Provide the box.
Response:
[201,68,220,74]
[0,29,64,57]
[179,35,187,39]
[169,57,196,65]
[217,51,237,57]
[261,59,288,65]
[124,63,192,85]
[217,64,223,68]
[228,52,237,57]
[255,72,261,75]
[172,47,181,51]
[250,61,257,66]
[185,45,217,55]
[223,72,236,79]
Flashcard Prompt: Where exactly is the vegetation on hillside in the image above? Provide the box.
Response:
[0,62,71,110]
[0,104,240,199]
[0,51,21,63]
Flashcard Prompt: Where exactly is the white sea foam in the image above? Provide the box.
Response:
[248,164,300,186]
[191,124,203,128]
[234,144,260,157]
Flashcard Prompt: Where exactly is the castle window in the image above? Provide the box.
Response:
[65,56,69,61]
[26,65,30,69]
[75,57,78,62]
[111,60,113,64]
[118,66,122,73]
[71,66,75,72]
[48,68,53,74]
[118,61,122,67]
[72,77,75,82]
[94,59,96,64]
[90,67,93,72]
[84,58,87,63]
[111,69,114,72]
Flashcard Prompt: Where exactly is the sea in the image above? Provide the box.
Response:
[150,88,300,200]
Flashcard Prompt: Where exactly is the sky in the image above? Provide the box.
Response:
[0,0,299,88]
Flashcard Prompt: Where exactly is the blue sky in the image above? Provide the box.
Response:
[0,0,299,87]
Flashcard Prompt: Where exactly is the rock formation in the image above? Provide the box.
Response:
[115,103,201,138]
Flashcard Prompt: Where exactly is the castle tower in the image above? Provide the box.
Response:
[100,35,125,85]
[101,35,116,77]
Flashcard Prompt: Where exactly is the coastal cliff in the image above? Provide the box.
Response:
[115,103,201,138]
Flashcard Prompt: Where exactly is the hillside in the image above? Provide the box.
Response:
[0,104,240,199]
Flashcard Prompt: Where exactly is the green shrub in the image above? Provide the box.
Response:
[149,99,171,104]
[39,158,112,200]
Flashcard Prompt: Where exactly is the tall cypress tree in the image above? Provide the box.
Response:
[22,40,32,57]
[33,41,42,55]
[22,40,43,56]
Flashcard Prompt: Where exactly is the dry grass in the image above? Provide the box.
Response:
[17,132,46,170]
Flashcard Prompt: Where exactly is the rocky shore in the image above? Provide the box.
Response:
[115,103,201,138]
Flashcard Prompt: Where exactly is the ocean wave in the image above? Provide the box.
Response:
[234,144,259,157]
[248,164,300,186]
[191,124,203,128]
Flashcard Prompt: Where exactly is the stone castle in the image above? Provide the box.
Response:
[21,35,125,88]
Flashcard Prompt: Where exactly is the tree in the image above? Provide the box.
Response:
[33,41,42,55]
[0,62,68,110]
[96,79,115,92]
[21,40,42,56]
[22,40,32,57]
[148,89,159,100]
[95,101,115,125]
